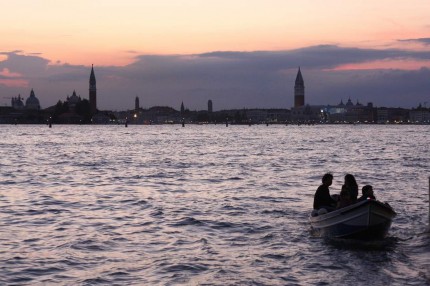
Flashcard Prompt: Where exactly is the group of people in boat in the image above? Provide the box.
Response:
[313,173,376,214]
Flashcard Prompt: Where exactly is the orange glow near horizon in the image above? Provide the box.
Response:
[47,49,138,67]
[1,0,429,67]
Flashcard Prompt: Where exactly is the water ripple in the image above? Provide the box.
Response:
[0,125,429,285]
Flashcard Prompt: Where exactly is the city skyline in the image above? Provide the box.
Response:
[1,1,430,110]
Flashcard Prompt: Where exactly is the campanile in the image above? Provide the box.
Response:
[89,65,97,114]
[294,67,305,108]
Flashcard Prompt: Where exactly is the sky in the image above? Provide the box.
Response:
[1,0,430,111]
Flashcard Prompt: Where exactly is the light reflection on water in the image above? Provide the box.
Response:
[0,124,429,285]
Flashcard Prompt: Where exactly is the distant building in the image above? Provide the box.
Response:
[25,89,41,110]
[294,67,305,108]
[180,101,185,113]
[290,68,322,122]
[246,109,290,123]
[141,106,180,124]
[89,65,97,114]
[66,90,81,112]
[409,108,430,123]
[11,90,41,110]
[246,109,269,123]
[376,107,409,123]
[291,104,324,123]
[323,100,375,123]
[135,96,140,110]
[2,89,46,123]
[0,106,16,123]
[11,94,25,110]
[92,112,112,124]
[208,100,213,113]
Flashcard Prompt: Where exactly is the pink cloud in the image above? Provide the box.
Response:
[0,68,29,87]
[328,59,430,71]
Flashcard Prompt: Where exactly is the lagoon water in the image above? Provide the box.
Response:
[0,124,429,285]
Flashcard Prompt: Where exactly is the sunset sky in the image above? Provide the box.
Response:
[1,0,430,110]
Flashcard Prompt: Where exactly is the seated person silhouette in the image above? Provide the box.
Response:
[357,185,376,202]
[313,173,337,214]
[342,174,359,203]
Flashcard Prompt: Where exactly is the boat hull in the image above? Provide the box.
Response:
[310,200,396,240]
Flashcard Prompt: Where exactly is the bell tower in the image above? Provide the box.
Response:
[135,96,140,110]
[89,64,97,114]
[294,67,305,108]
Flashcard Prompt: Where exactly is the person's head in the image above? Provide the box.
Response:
[322,173,333,186]
[362,185,374,196]
[344,174,357,186]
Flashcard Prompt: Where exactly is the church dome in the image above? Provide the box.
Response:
[12,94,25,109]
[26,89,40,110]
[68,90,81,105]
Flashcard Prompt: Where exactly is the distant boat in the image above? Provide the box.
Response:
[310,200,396,240]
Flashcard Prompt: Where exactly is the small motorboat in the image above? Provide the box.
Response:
[309,199,396,240]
